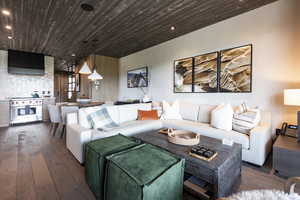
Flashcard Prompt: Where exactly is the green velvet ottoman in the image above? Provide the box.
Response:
[85,134,140,200]
[105,144,185,200]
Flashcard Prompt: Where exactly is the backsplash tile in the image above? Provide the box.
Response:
[0,50,54,99]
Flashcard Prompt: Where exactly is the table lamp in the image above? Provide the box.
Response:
[284,89,300,142]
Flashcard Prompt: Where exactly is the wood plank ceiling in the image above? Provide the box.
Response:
[0,0,278,70]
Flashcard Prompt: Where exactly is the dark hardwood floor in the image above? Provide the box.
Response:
[0,123,291,200]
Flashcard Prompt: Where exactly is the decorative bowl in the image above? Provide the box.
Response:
[167,129,200,146]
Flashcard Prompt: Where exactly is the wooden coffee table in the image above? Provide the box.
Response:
[133,131,242,199]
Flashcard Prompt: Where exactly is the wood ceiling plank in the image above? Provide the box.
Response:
[98,0,276,57]
[0,0,278,69]
[97,0,216,55]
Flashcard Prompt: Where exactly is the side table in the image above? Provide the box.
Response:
[273,135,300,177]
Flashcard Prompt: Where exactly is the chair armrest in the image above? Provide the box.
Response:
[67,112,78,125]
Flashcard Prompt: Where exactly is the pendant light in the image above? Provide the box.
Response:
[88,69,103,80]
[79,61,92,74]
[88,55,103,80]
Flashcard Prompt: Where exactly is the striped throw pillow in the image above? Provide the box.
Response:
[234,102,248,114]
[87,107,119,131]
[233,108,261,134]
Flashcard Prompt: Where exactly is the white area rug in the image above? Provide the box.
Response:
[227,190,300,200]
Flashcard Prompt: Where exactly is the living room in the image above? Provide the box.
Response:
[0,0,300,199]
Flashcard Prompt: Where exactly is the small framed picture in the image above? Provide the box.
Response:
[127,67,148,88]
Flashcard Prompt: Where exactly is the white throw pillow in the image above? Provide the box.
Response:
[211,104,233,131]
[160,100,182,120]
[179,101,199,121]
[198,104,217,123]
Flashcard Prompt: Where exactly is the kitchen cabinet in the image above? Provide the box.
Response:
[43,97,56,122]
[0,100,10,127]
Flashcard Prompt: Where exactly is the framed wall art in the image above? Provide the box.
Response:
[127,66,148,88]
[173,44,252,93]
[193,52,218,93]
[219,44,252,92]
[174,57,193,93]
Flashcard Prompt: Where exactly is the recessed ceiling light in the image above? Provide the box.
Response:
[170,26,176,31]
[8,36,13,39]
[71,53,76,57]
[5,25,12,30]
[81,3,94,12]
[2,9,10,16]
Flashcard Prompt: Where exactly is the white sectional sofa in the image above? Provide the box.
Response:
[66,102,272,166]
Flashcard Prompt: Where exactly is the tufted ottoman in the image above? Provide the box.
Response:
[105,143,185,200]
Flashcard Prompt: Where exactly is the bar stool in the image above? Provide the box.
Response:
[47,104,62,136]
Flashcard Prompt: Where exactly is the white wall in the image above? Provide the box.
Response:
[0,50,54,99]
[119,0,300,129]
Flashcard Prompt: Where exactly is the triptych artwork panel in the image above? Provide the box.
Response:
[174,44,252,93]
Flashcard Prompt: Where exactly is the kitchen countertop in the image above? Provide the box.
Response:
[0,97,56,102]
[58,101,104,108]
[0,99,9,102]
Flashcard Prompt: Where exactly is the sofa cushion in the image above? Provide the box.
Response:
[79,106,103,129]
[211,104,233,131]
[91,120,163,141]
[198,104,217,123]
[105,105,120,124]
[233,109,261,134]
[138,110,159,120]
[87,107,119,131]
[162,120,249,149]
[234,102,248,114]
[118,103,152,123]
[160,100,182,120]
[79,108,92,129]
[179,102,199,121]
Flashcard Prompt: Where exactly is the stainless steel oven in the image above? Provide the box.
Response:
[10,98,43,124]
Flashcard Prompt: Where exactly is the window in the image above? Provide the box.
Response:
[67,74,76,100]
[66,64,79,100]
